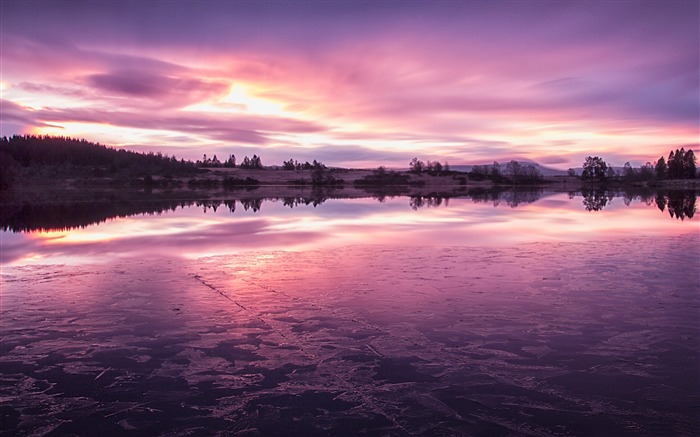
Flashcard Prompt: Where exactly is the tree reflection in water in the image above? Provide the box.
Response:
[581,189,614,211]
[579,188,696,219]
[658,191,697,220]
[1,188,697,233]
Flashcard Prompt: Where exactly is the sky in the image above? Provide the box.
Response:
[1,0,698,169]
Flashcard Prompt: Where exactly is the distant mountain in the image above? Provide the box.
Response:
[449,161,568,177]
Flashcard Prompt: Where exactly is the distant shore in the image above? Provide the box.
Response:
[2,166,699,208]
[3,135,698,202]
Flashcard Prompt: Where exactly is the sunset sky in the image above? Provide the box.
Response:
[1,1,698,169]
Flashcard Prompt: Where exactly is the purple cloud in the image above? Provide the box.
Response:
[85,71,229,107]
[32,107,328,145]
[0,100,59,136]
[0,1,697,168]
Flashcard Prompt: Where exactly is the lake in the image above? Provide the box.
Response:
[1,189,699,435]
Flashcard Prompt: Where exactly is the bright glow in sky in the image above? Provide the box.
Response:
[1,1,698,168]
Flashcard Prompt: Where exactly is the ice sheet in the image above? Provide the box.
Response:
[2,234,698,435]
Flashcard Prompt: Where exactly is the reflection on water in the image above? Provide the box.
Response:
[2,188,552,233]
[581,188,697,219]
[1,189,699,435]
[1,189,698,266]
[2,189,697,234]
[581,188,615,212]
[655,190,697,219]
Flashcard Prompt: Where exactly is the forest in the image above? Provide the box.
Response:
[579,149,697,183]
[0,135,200,190]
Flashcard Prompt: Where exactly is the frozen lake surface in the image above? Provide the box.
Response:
[1,192,699,435]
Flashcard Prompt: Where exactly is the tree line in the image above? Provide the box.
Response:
[656,148,697,180]
[0,134,199,189]
[196,154,336,171]
[446,159,543,184]
[409,158,450,175]
[196,153,264,169]
[580,147,697,183]
[3,135,696,192]
[408,157,544,184]
[0,135,198,172]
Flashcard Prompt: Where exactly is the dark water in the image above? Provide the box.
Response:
[1,191,699,435]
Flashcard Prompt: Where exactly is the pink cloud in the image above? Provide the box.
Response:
[0,1,696,168]
[29,106,328,145]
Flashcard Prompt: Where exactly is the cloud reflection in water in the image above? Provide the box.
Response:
[1,192,697,265]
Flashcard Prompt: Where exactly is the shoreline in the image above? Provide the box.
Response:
[3,167,699,205]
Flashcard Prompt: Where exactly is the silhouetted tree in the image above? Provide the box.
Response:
[506,160,522,179]
[239,155,263,169]
[655,156,667,179]
[425,160,443,175]
[409,157,425,174]
[224,154,236,168]
[469,165,489,181]
[667,148,696,179]
[606,166,617,180]
[684,149,697,179]
[581,156,609,182]
[639,162,655,181]
[490,161,501,179]
[622,162,635,181]
[505,160,543,184]
[668,150,681,178]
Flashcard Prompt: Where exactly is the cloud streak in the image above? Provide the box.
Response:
[1,1,697,168]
